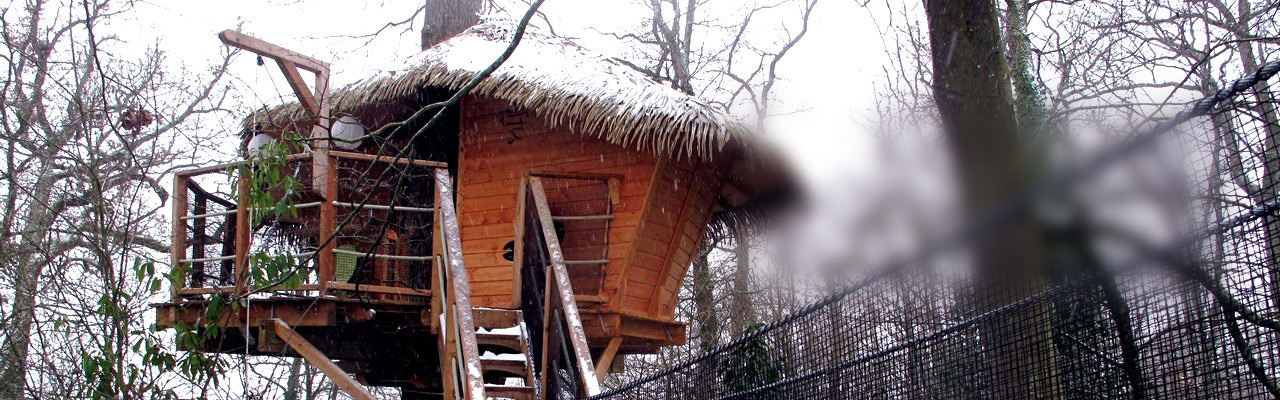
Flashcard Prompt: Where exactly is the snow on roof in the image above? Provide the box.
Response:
[325,20,767,164]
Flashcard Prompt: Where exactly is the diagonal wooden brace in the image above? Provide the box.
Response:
[267,318,375,400]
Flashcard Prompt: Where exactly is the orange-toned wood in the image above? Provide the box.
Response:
[595,335,623,380]
[156,297,337,328]
[428,177,444,332]
[330,151,448,167]
[457,96,658,308]
[170,175,189,300]
[648,162,703,315]
[268,319,375,400]
[233,168,251,295]
[654,166,719,315]
[316,150,336,289]
[615,157,669,315]
[218,30,329,74]
[177,284,322,296]
[434,168,487,400]
[275,60,320,115]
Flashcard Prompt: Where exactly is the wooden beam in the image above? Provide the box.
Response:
[330,151,448,168]
[646,166,698,316]
[176,283,322,296]
[170,175,189,300]
[325,282,431,297]
[156,299,337,329]
[268,319,375,400]
[175,153,311,178]
[276,59,320,115]
[218,30,329,74]
[233,168,251,295]
[595,336,623,381]
[511,176,527,308]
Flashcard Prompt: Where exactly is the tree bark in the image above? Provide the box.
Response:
[691,246,720,352]
[421,0,482,50]
[729,226,757,337]
[922,0,1061,398]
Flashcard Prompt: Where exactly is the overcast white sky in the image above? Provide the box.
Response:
[118,0,890,187]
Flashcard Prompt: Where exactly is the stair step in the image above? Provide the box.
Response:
[481,357,529,376]
[485,384,534,400]
[476,331,524,351]
[473,308,523,329]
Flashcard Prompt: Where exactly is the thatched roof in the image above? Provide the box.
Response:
[274,21,773,167]
[261,20,792,231]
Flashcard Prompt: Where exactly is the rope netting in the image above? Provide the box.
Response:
[591,62,1280,400]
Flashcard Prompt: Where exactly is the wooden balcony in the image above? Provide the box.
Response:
[162,150,445,306]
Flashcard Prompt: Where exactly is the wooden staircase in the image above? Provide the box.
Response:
[474,308,538,400]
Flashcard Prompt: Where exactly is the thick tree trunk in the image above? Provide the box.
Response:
[421,0,482,50]
[691,247,720,352]
[0,174,57,399]
[922,0,1061,398]
[1003,0,1045,140]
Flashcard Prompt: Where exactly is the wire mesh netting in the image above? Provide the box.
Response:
[331,158,437,295]
[537,175,613,297]
[590,63,1280,399]
[522,187,591,399]
[185,182,239,288]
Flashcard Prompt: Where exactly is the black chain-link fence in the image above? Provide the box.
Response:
[590,62,1280,400]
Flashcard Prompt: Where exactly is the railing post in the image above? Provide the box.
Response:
[434,168,486,400]
[171,175,189,300]
[430,176,445,333]
[316,150,336,291]
[234,166,252,295]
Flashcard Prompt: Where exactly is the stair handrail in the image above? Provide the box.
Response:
[524,176,602,398]
[431,168,487,400]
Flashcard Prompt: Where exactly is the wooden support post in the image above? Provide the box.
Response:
[268,319,375,400]
[428,178,445,332]
[170,175,189,300]
[595,335,623,381]
[316,154,336,289]
[234,168,252,295]
[511,176,528,307]
[219,30,335,291]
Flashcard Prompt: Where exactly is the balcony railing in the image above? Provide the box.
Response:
[169,150,446,302]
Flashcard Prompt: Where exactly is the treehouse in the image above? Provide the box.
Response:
[153,22,789,400]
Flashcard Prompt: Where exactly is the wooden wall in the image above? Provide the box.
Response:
[457,95,659,308]
[617,158,720,319]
